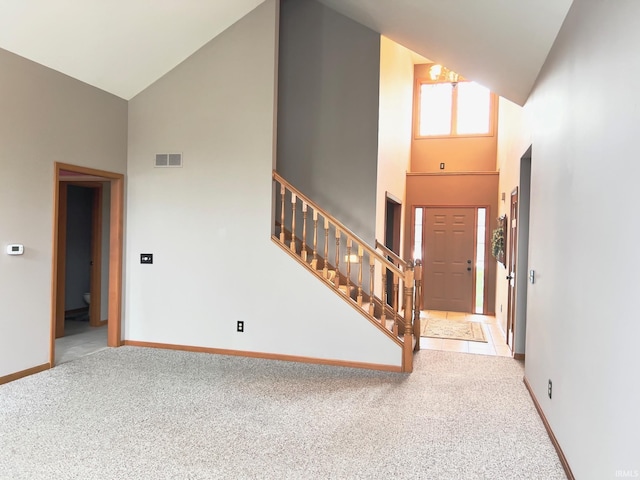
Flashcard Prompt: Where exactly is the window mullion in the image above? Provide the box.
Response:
[451,84,459,136]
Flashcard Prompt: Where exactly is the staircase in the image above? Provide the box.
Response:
[272,171,422,373]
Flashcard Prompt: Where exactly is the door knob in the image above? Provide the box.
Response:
[467,260,472,264]
[467,267,472,272]
[506,275,513,280]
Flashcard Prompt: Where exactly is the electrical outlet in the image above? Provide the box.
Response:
[548,380,553,399]
[140,254,153,264]
[237,321,244,333]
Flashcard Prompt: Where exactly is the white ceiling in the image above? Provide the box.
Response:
[0,0,573,104]
[317,0,574,105]
[0,0,265,99]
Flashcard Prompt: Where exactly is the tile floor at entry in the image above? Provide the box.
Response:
[55,320,108,365]
[419,311,513,357]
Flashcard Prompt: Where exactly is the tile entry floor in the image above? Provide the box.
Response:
[419,310,513,357]
[55,320,108,365]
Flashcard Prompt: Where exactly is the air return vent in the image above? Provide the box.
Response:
[155,153,183,168]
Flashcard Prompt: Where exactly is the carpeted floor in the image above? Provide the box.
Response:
[0,347,566,480]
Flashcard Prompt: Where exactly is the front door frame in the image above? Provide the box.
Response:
[412,204,490,314]
[51,162,124,365]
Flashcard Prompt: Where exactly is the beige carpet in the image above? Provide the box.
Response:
[0,347,567,479]
[422,317,487,342]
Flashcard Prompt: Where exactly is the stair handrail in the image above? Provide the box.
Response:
[273,171,417,372]
[273,171,404,279]
[374,240,408,269]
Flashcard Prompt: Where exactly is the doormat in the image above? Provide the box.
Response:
[421,317,487,343]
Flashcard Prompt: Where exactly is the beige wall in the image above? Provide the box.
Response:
[411,64,498,173]
[494,97,531,337]
[0,48,127,378]
[374,36,414,294]
[125,0,402,366]
[376,36,413,249]
[405,173,498,314]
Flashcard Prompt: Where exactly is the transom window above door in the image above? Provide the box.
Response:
[417,71,494,138]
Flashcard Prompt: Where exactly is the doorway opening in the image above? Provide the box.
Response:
[51,163,124,366]
[384,193,402,305]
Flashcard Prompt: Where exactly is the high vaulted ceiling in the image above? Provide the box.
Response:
[318,0,574,105]
[0,0,265,99]
[0,0,573,104]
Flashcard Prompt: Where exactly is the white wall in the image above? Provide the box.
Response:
[125,0,401,367]
[525,0,640,477]
[375,36,414,294]
[276,0,381,243]
[0,48,127,377]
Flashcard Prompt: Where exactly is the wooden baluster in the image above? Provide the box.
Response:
[393,272,400,336]
[413,259,423,352]
[357,246,363,307]
[279,184,285,243]
[381,267,387,326]
[334,228,340,289]
[403,263,415,373]
[369,256,375,316]
[290,193,297,252]
[345,238,352,294]
[323,218,329,279]
[301,202,308,261]
[311,210,319,270]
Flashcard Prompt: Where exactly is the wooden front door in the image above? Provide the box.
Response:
[423,207,475,312]
[506,188,518,351]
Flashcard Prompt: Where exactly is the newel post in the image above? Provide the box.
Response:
[413,259,422,352]
[403,262,415,373]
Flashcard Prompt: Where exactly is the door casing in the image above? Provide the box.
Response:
[506,188,519,352]
[417,206,482,313]
[51,163,124,365]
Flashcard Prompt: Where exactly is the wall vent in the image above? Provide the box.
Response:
[155,153,183,168]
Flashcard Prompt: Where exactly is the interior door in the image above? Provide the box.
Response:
[506,188,518,351]
[423,207,475,312]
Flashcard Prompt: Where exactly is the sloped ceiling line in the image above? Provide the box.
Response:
[0,0,572,104]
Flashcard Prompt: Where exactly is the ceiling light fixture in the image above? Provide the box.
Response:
[429,64,461,84]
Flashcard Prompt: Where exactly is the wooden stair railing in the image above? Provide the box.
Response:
[273,171,419,373]
[376,240,422,352]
